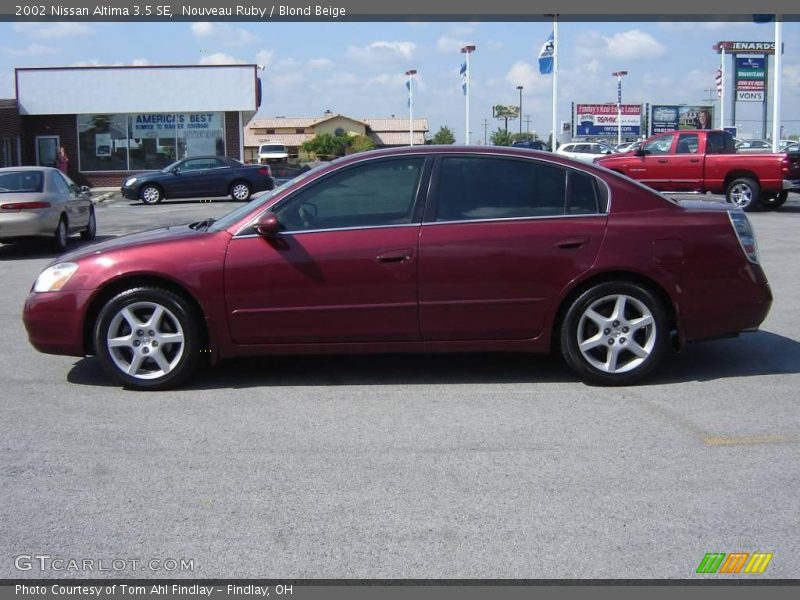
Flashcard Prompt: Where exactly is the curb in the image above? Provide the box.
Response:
[91,191,117,204]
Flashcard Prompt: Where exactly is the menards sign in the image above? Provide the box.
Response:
[715,41,777,54]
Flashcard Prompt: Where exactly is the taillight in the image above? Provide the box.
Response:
[258,167,272,176]
[0,201,51,210]
[728,210,759,264]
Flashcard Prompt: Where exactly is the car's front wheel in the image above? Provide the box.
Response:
[560,282,669,385]
[93,287,203,390]
[140,185,163,205]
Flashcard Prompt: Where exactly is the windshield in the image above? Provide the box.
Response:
[207,163,326,233]
[0,171,44,193]
[260,145,287,153]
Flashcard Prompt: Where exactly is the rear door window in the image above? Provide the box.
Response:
[432,156,568,221]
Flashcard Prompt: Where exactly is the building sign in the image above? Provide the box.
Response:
[736,57,766,80]
[492,105,520,119]
[650,105,714,134]
[715,41,776,55]
[130,113,221,137]
[574,104,641,137]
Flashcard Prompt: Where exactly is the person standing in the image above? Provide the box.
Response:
[55,146,69,173]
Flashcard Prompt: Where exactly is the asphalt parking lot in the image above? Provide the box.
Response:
[1,192,799,579]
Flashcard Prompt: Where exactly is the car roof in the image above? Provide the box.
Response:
[0,166,56,172]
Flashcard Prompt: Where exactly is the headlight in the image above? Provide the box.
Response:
[33,263,79,292]
[124,177,137,186]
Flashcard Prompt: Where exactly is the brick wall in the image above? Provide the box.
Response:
[0,104,24,166]
[225,111,240,160]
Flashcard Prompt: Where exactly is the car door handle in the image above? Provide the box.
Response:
[377,250,413,263]
[658,159,668,163]
[555,236,589,249]
[689,158,701,163]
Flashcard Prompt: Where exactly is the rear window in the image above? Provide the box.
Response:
[260,145,287,153]
[707,132,736,154]
[0,171,44,193]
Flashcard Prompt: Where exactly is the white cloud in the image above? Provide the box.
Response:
[437,37,469,54]
[255,49,275,69]
[271,72,305,88]
[71,59,124,67]
[504,61,551,94]
[346,41,416,62]
[131,58,150,66]
[13,22,92,39]
[199,52,244,65]
[309,58,333,69]
[190,22,258,47]
[783,64,800,87]
[578,29,666,61]
[0,43,56,57]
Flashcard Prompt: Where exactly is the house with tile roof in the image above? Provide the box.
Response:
[243,111,429,162]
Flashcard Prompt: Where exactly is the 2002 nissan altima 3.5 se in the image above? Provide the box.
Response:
[23,146,772,390]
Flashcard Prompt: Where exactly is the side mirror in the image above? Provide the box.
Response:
[634,147,647,156]
[255,213,280,237]
[171,167,180,174]
[80,185,90,194]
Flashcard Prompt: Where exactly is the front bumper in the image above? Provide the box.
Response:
[120,185,140,200]
[23,289,94,357]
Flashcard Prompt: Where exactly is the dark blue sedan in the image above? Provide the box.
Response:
[120,156,275,204]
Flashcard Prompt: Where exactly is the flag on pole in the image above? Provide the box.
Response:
[459,61,467,95]
[538,31,554,74]
[715,68,723,97]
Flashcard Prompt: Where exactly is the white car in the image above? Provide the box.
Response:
[258,142,289,164]
[556,142,616,163]
[735,139,773,153]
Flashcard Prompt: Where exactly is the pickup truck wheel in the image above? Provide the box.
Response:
[726,178,761,212]
[760,191,788,210]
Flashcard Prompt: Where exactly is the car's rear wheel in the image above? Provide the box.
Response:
[80,206,97,241]
[140,185,163,205]
[93,287,202,390]
[726,177,761,212]
[760,191,788,210]
[230,181,252,201]
[53,216,68,252]
[560,282,669,385]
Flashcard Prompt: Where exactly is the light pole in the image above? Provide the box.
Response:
[612,70,628,145]
[405,69,417,146]
[461,44,476,144]
[516,85,523,135]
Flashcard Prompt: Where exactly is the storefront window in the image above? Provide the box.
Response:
[176,113,225,159]
[128,113,178,171]
[78,114,129,171]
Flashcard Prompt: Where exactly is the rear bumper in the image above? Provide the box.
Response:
[23,289,93,357]
[0,210,58,240]
[782,179,800,191]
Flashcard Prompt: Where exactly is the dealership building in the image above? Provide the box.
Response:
[0,64,260,186]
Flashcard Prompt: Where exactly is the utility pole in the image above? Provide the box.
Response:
[482,118,490,144]
[524,114,532,133]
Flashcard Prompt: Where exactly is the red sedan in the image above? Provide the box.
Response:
[23,146,772,390]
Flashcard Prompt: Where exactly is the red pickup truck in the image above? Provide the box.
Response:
[596,129,800,211]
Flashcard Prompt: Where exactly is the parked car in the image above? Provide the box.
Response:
[24,146,773,390]
[512,140,549,151]
[778,139,797,151]
[556,142,616,163]
[0,166,96,251]
[258,143,289,164]
[783,142,800,154]
[615,141,641,153]
[596,130,800,211]
[735,139,773,153]
[120,156,275,204]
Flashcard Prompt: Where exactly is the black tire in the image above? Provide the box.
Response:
[760,191,788,210]
[93,287,203,390]
[140,184,163,205]
[53,215,68,252]
[560,281,670,386]
[230,181,252,201]
[80,206,97,241]
[725,177,761,212]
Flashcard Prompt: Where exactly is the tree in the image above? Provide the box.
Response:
[511,132,536,144]
[428,126,456,145]
[301,133,350,159]
[489,128,514,146]
[348,134,375,154]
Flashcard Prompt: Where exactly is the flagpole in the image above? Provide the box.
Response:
[552,17,558,152]
[406,69,417,146]
[720,46,725,129]
[461,45,476,145]
[772,17,781,152]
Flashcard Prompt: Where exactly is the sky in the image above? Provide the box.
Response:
[1,19,799,141]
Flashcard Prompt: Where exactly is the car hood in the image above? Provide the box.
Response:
[55,224,210,264]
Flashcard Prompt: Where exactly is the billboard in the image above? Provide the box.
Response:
[650,105,714,134]
[573,104,641,137]
[735,56,766,102]
[493,105,520,119]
